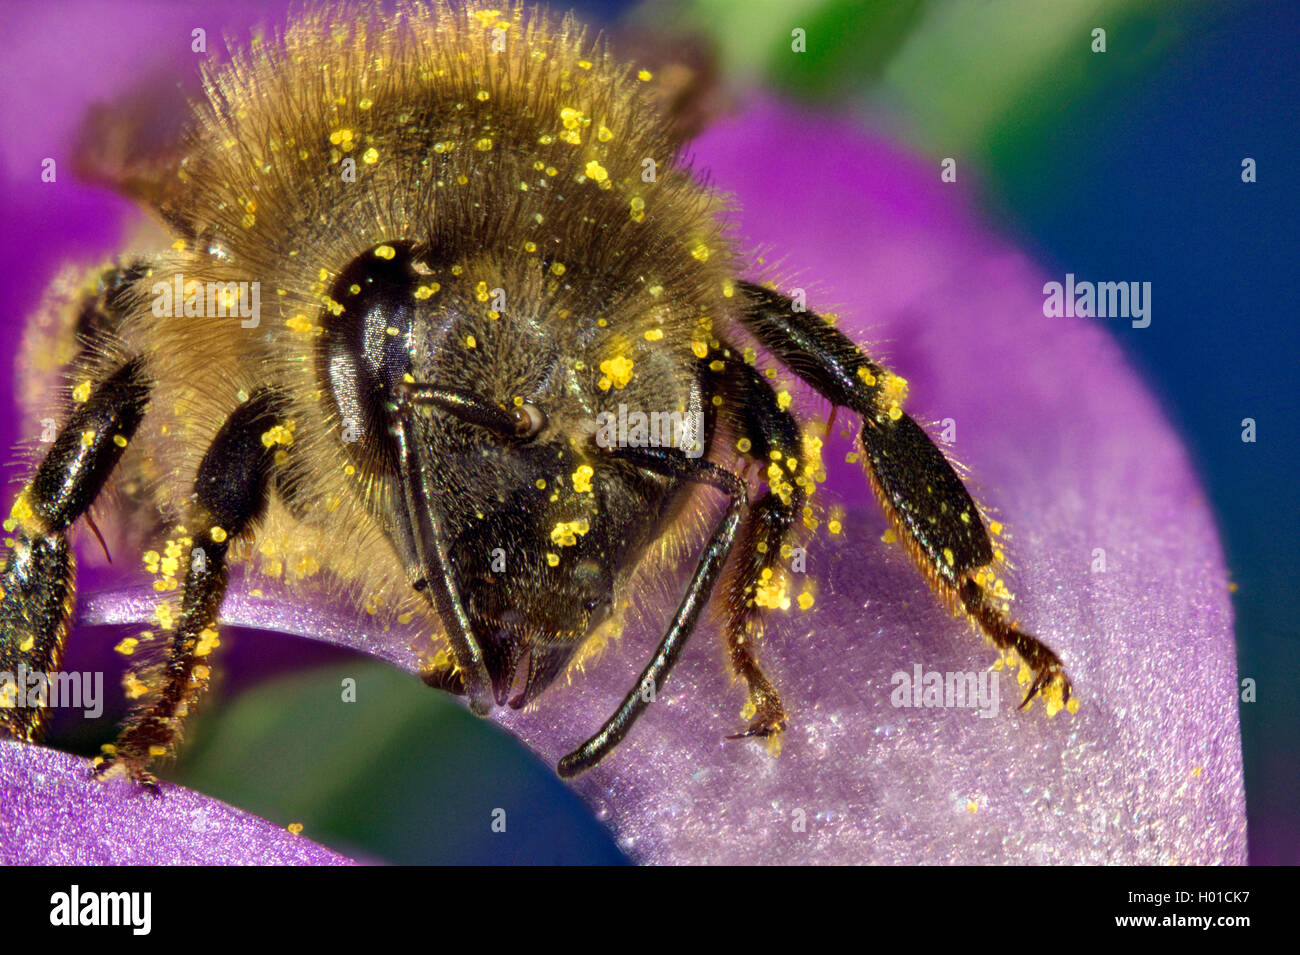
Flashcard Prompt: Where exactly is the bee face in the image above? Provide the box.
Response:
[319,241,682,708]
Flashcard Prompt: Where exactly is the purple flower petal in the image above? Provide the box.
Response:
[2,741,352,864]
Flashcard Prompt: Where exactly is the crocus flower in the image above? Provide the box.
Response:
[1,5,1245,865]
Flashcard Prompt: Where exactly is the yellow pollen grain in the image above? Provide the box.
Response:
[691,341,708,359]
[72,381,92,403]
[644,328,663,341]
[362,147,379,164]
[584,160,608,182]
[113,435,128,448]
[637,69,652,81]
[475,137,493,151]
[210,526,228,543]
[374,245,396,260]
[546,552,560,567]
[80,430,95,448]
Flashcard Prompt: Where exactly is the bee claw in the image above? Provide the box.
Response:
[725,712,787,740]
[92,750,162,794]
[1017,659,1070,710]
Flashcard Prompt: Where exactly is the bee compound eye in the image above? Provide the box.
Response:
[512,403,547,439]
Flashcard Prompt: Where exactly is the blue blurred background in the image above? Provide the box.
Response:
[3,0,1295,863]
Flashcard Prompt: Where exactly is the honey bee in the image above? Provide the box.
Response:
[0,1,1072,785]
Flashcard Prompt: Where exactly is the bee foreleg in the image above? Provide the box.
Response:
[712,354,808,742]
[95,388,285,787]
[0,357,149,742]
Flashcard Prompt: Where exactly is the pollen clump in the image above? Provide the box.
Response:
[550,519,590,547]
[879,371,909,418]
[572,464,594,494]
[754,572,791,611]
[195,628,221,657]
[123,672,148,700]
[261,422,296,448]
[598,355,634,390]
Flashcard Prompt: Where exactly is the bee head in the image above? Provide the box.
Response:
[318,242,669,708]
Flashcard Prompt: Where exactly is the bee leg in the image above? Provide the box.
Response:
[94,389,284,786]
[557,449,747,778]
[711,354,809,742]
[734,282,1072,708]
[0,357,150,743]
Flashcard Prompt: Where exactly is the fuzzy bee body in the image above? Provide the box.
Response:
[0,1,1072,782]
